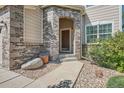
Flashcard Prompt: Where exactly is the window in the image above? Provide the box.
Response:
[85,22,112,43]
[99,23,112,40]
[86,25,97,43]
[24,7,43,44]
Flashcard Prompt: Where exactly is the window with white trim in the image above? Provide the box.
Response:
[99,23,112,40]
[85,22,112,43]
[86,25,97,43]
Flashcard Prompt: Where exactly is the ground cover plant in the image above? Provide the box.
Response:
[107,76,124,88]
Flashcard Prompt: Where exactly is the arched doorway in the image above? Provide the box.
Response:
[59,17,74,53]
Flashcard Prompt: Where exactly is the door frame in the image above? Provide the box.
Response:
[60,28,72,53]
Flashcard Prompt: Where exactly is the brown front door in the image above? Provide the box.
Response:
[60,28,71,52]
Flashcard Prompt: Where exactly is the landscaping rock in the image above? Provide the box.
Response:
[74,60,123,88]
[95,69,103,78]
[21,58,43,70]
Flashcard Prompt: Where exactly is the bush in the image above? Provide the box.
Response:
[89,32,124,72]
[107,76,124,88]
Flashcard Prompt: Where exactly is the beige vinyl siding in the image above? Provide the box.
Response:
[85,5,120,32]
[24,7,43,44]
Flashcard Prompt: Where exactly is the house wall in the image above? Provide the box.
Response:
[0,6,10,68]
[0,5,82,69]
[9,6,45,70]
[43,6,81,60]
[24,7,43,44]
[0,6,45,70]
[85,5,120,32]
[81,5,120,57]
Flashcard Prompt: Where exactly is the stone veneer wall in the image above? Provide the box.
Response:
[0,6,10,68]
[0,5,45,70]
[0,5,81,69]
[9,6,45,70]
[43,6,81,60]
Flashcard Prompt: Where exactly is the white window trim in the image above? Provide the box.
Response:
[85,20,114,44]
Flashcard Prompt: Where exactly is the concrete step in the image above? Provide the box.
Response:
[60,57,78,62]
[59,54,76,59]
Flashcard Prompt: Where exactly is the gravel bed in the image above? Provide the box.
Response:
[13,61,61,80]
[74,60,124,88]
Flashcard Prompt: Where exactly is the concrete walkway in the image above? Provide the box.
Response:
[0,68,34,88]
[0,65,2,69]
[25,61,83,88]
[0,61,83,88]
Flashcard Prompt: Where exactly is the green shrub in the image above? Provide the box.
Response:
[89,32,124,72]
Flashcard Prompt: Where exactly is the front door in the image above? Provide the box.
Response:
[0,27,2,65]
[60,28,71,52]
